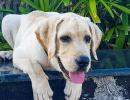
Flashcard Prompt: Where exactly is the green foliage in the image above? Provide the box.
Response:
[99,0,114,18]
[63,0,71,6]
[110,2,130,14]
[89,0,100,23]
[19,0,67,13]
[0,32,11,50]
[104,28,114,42]
[0,8,15,13]
[0,42,11,50]
[21,0,40,10]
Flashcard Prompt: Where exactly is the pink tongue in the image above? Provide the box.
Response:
[69,71,85,84]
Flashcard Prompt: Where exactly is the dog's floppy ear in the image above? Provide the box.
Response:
[47,18,64,60]
[35,17,63,60]
[88,21,102,60]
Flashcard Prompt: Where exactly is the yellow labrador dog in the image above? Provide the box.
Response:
[2,11,102,100]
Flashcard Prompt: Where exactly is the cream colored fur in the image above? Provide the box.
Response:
[2,10,102,100]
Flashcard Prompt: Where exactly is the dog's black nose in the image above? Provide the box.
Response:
[76,56,89,69]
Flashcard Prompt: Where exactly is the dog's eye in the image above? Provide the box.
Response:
[84,35,91,43]
[60,35,72,43]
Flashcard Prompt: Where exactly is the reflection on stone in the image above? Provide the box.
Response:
[93,76,127,100]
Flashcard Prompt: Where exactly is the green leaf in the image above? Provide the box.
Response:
[19,7,29,14]
[110,3,130,14]
[122,13,128,35]
[0,32,3,37]
[63,0,71,6]
[115,28,118,37]
[0,8,14,13]
[34,0,39,6]
[72,0,84,12]
[114,13,128,49]
[104,28,114,42]
[88,0,100,23]
[39,0,45,10]
[80,8,86,16]
[43,0,49,11]
[89,9,101,23]
[0,42,11,50]
[116,25,128,31]
[89,0,97,17]
[21,0,40,10]
[128,35,130,48]
[115,30,125,49]
[54,0,63,11]
[99,0,114,18]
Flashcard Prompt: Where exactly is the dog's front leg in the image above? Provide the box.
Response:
[64,81,82,100]
[13,59,53,100]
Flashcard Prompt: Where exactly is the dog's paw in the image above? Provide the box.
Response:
[64,81,82,100]
[32,79,53,100]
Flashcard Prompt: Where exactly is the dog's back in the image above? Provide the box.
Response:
[2,14,22,48]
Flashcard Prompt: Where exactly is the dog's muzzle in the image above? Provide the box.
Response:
[56,55,85,84]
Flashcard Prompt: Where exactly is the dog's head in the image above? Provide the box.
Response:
[35,13,102,80]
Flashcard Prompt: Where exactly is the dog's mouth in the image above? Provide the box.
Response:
[57,56,85,84]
